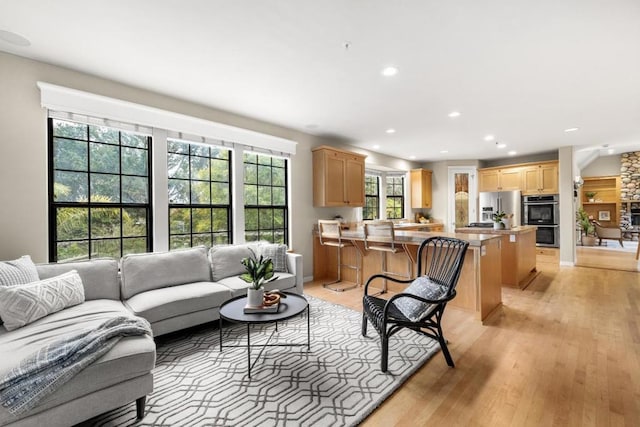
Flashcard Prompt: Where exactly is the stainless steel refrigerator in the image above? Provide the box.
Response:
[478,190,522,225]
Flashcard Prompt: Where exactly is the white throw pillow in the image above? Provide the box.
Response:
[0,255,39,287]
[393,276,447,322]
[259,243,289,273]
[0,270,85,331]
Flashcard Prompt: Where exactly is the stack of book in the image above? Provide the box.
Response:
[243,303,279,314]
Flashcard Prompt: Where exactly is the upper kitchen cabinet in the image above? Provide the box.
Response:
[522,161,558,195]
[312,146,366,207]
[410,168,433,208]
[478,167,522,192]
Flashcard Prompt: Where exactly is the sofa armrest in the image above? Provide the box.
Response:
[286,252,304,294]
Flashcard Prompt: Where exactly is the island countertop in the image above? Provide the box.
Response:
[332,228,501,248]
[454,225,537,235]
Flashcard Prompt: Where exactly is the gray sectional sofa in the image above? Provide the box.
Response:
[0,243,303,427]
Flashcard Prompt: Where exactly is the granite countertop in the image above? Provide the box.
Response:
[337,229,500,248]
[454,225,538,235]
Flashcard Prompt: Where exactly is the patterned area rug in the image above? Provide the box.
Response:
[88,296,439,427]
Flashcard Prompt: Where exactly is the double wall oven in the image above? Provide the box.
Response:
[523,194,560,247]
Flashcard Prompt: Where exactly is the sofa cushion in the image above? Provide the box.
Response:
[123,282,232,324]
[120,246,210,299]
[36,258,120,301]
[258,243,289,273]
[209,244,256,281]
[0,300,155,426]
[0,270,85,331]
[0,255,39,287]
[217,273,297,297]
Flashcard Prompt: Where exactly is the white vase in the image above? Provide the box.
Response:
[493,222,504,230]
[247,288,264,307]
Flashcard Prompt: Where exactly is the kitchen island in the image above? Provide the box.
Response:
[313,228,503,323]
[455,225,538,289]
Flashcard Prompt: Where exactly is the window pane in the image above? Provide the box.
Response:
[244,184,258,205]
[54,138,87,171]
[272,157,285,168]
[122,176,148,204]
[170,208,191,234]
[211,158,229,181]
[54,171,87,202]
[192,233,212,247]
[90,207,121,238]
[258,155,272,166]
[259,209,273,229]
[272,187,286,206]
[123,237,147,255]
[168,179,189,204]
[212,233,229,245]
[121,133,148,149]
[192,208,212,233]
[121,147,148,175]
[92,238,121,258]
[258,186,272,205]
[190,156,209,180]
[191,144,209,157]
[170,235,191,250]
[211,182,229,204]
[245,208,258,230]
[90,143,119,173]
[257,165,272,185]
[57,241,89,262]
[168,153,189,179]
[243,153,257,164]
[273,209,285,227]
[53,120,87,140]
[90,174,120,203]
[211,148,229,160]
[272,167,285,186]
[191,181,211,204]
[244,163,257,184]
[123,208,147,237]
[89,126,119,144]
[212,208,228,231]
[57,207,88,240]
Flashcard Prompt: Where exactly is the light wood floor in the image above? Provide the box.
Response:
[576,244,640,272]
[305,260,640,426]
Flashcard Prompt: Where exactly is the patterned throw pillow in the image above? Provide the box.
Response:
[0,270,85,331]
[393,276,447,322]
[259,243,289,273]
[0,255,39,287]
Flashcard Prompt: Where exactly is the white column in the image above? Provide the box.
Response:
[152,128,169,251]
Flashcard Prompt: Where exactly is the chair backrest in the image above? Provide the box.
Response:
[318,220,342,245]
[416,236,469,296]
[593,221,621,238]
[363,220,397,252]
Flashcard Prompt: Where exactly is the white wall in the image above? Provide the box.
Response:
[0,52,414,279]
[581,154,621,177]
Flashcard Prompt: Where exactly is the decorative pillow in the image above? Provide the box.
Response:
[0,270,85,331]
[393,276,447,322]
[209,245,254,281]
[0,255,39,287]
[259,243,289,273]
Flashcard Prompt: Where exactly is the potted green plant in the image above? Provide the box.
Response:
[585,191,597,202]
[492,211,507,230]
[241,250,278,307]
[576,207,596,246]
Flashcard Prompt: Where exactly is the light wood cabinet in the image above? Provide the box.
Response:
[478,167,522,192]
[312,146,366,207]
[410,168,433,208]
[581,175,621,226]
[522,162,558,195]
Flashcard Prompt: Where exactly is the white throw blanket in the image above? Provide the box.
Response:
[0,315,152,416]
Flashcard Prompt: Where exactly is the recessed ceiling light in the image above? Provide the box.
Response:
[409,155,416,160]
[440,150,449,154]
[385,128,396,134]
[484,135,495,141]
[608,148,615,154]
[381,66,398,77]
[448,111,461,118]
[373,144,380,149]
[508,150,517,156]
[0,30,31,46]
[564,127,579,133]
[496,143,507,149]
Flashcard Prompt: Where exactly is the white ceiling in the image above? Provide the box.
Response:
[1,0,640,162]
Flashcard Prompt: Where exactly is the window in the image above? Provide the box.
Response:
[244,153,288,244]
[363,175,380,220]
[386,176,405,219]
[49,118,151,261]
[167,140,232,249]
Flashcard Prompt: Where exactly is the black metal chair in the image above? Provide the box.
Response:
[362,236,469,372]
